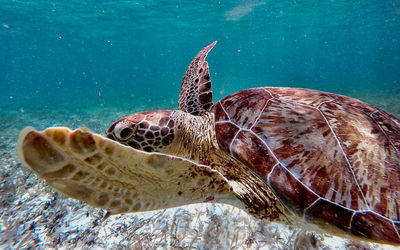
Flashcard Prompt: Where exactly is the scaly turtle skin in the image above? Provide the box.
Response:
[18,42,400,245]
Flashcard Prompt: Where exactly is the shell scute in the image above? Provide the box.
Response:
[305,199,354,232]
[217,88,273,129]
[231,130,277,178]
[351,212,399,243]
[212,101,229,121]
[268,164,318,216]
[395,222,400,238]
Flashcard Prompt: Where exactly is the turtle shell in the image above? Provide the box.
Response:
[211,87,400,244]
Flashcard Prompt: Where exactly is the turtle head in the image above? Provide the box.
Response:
[107,110,175,153]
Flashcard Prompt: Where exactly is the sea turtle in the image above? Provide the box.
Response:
[18,41,400,245]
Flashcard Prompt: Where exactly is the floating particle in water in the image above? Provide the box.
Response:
[220,70,233,95]
[3,24,9,29]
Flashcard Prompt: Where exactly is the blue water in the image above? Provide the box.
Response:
[1,0,400,114]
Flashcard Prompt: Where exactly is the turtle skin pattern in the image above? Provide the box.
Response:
[178,42,215,116]
[212,87,400,244]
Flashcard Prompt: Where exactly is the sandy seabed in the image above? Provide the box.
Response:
[1,89,399,249]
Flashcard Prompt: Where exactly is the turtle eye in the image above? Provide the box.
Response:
[117,124,137,140]
[120,127,132,139]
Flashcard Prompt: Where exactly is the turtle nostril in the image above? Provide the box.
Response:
[119,127,133,139]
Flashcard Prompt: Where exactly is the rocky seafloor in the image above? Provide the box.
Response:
[1,90,400,249]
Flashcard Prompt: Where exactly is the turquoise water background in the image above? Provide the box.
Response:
[1,0,400,115]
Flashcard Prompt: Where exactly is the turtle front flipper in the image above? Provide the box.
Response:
[178,41,216,116]
[17,127,233,214]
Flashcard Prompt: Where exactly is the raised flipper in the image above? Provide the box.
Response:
[178,41,216,116]
[17,127,233,214]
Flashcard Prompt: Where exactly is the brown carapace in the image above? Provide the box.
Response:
[18,42,400,246]
[212,87,400,244]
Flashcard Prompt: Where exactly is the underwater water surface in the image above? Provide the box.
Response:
[1,0,400,249]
